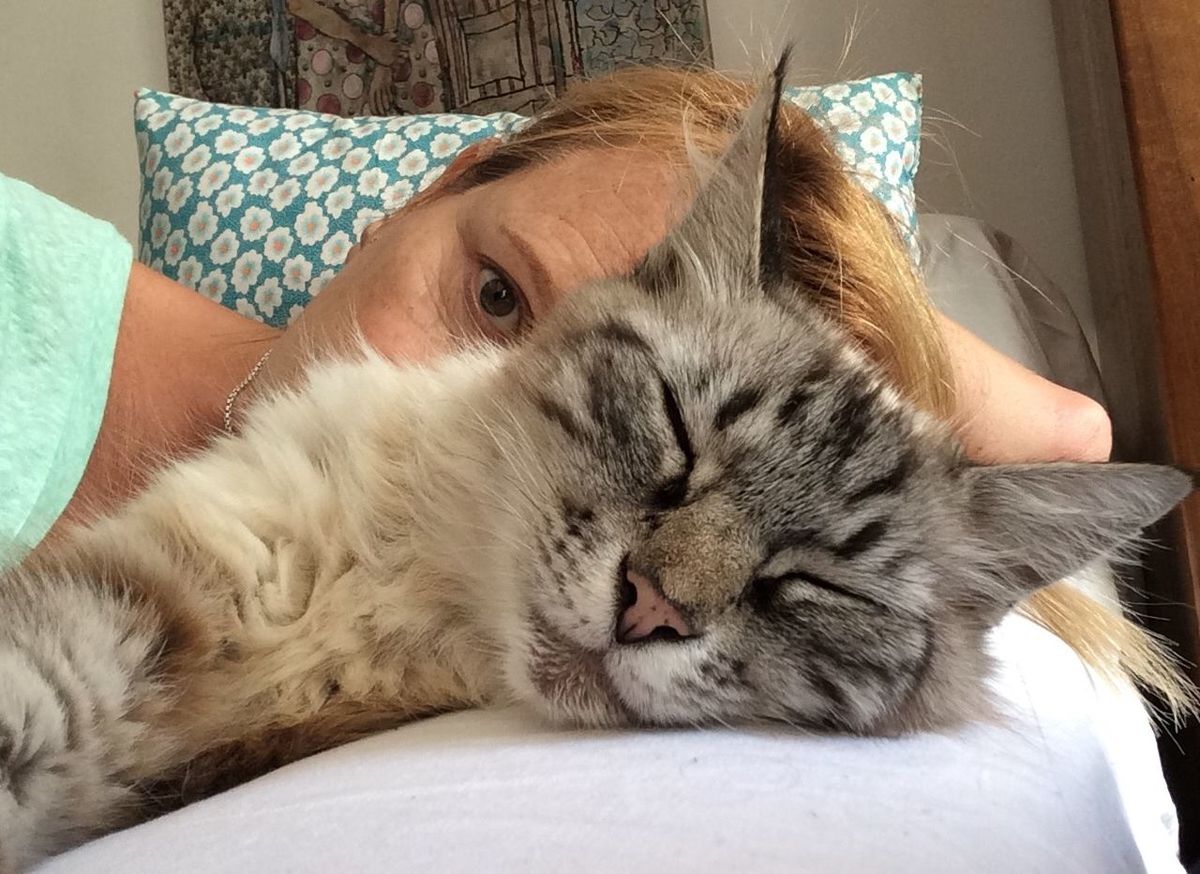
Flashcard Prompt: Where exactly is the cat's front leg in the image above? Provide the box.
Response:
[0,567,187,872]
[0,646,137,872]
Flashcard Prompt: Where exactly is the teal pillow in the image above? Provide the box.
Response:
[135,73,921,327]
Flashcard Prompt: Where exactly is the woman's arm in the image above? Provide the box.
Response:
[938,313,1112,464]
[49,263,278,532]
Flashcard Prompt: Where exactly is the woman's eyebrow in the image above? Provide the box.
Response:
[499,225,555,303]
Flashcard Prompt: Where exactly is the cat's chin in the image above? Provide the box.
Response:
[518,612,633,728]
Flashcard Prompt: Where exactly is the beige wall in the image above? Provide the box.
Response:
[709,0,1094,345]
[0,0,169,243]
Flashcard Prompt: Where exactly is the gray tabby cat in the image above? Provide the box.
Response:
[0,57,1191,870]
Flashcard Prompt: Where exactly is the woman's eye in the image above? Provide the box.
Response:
[476,267,524,334]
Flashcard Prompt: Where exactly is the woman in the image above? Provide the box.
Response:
[6,67,1134,692]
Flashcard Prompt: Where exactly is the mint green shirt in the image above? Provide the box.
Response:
[0,175,131,566]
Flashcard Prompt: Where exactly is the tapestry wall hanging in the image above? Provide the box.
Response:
[163,0,713,116]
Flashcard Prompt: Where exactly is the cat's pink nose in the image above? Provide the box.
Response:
[616,567,694,644]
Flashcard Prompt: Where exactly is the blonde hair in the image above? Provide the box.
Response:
[452,65,1193,720]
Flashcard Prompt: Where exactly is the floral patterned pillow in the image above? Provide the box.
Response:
[135,73,921,328]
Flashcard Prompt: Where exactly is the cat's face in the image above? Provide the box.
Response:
[466,58,1191,733]
[487,279,978,731]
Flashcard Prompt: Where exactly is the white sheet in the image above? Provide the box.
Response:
[37,616,1180,874]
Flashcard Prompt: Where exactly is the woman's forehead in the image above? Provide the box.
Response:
[467,148,681,292]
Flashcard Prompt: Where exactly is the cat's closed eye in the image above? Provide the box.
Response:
[749,570,883,610]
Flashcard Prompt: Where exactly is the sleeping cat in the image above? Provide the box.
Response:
[0,58,1191,870]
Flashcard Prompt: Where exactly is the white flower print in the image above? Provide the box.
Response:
[397,150,428,177]
[167,96,190,110]
[143,144,163,175]
[139,241,152,263]
[214,130,248,154]
[249,169,279,196]
[324,185,354,219]
[287,304,306,325]
[849,92,877,115]
[456,118,487,135]
[177,256,203,289]
[322,136,353,159]
[187,201,218,244]
[435,115,460,127]
[791,90,819,110]
[136,131,150,160]
[198,269,227,302]
[382,180,414,211]
[248,117,279,136]
[429,132,463,159]
[264,227,294,262]
[403,120,431,140]
[859,127,888,156]
[284,113,316,130]
[881,113,909,145]
[281,255,313,291]
[305,166,340,198]
[896,99,918,127]
[898,77,920,101]
[181,144,212,175]
[164,229,187,266]
[825,104,862,135]
[884,151,904,185]
[150,214,170,246]
[228,107,257,125]
[419,165,445,191]
[822,83,852,101]
[902,140,918,170]
[309,268,336,296]
[300,128,328,147]
[166,177,194,213]
[341,147,370,173]
[855,156,883,179]
[195,115,222,136]
[288,153,318,176]
[235,299,261,321]
[152,167,174,200]
[198,161,232,197]
[180,101,212,121]
[374,133,406,160]
[146,110,175,132]
[871,81,897,104]
[135,97,157,120]
[215,184,245,217]
[231,250,264,294]
[356,167,387,197]
[209,229,239,265]
[240,206,273,241]
[149,256,164,273]
[320,231,352,266]
[294,202,329,246]
[352,207,384,238]
[268,132,302,161]
[235,146,266,174]
[164,123,193,158]
[835,142,857,165]
[254,277,283,317]
[139,192,151,225]
[270,178,301,210]
[353,122,380,138]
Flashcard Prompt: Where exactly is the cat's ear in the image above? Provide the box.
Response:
[633,49,790,296]
[962,463,1192,613]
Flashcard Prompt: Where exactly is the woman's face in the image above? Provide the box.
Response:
[285,145,679,368]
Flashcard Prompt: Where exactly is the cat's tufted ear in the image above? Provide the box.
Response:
[633,49,790,297]
[962,463,1193,616]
